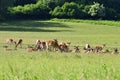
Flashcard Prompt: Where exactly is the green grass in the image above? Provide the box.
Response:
[0,19,120,80]
[51,18,120,27]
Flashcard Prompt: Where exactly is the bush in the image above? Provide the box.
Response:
[82,5,91,19]
[88,2,105,19]
[51,6,65,18]
[62,2,80,18]
[51,2,84,19]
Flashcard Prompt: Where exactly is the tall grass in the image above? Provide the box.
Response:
[1,52,120,80]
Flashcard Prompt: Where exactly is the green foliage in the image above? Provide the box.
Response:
[51,2,82,18]
[47,1,58,10]
[88,2,105,19]
[8,1,50,19]
[62,2,79,18]
[3,0,120,20]
[51,6,65,18]
[82,5,91,18]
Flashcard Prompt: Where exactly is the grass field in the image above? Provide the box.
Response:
[0,19,120,80]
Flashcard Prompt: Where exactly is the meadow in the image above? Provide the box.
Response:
[0,19,120,80]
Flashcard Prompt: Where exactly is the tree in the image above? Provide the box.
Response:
[88,2,105,19]
[51,6,65,18]
[0,0,14,20]
[8,1,50,19]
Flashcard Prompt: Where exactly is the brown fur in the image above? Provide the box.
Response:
[15,39,23,49]
[6,38,16,45]
[95,44,106,53]
[46,39,61,51]
[41,41,46,50]
[59,42,69,52]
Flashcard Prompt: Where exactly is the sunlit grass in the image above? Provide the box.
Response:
[0,20,120,80]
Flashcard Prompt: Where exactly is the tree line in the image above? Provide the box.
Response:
[0,0,120,20]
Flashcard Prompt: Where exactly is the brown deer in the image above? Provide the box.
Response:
[41,41,47,50]
[46,39,61,52]
[6,38,16,45]
[59,42,70,52]
[95,44,106,53]
[15,39,23,49]
[35,40,41,51]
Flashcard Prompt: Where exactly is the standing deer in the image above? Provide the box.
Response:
[46,39,61,52]
[95,44,106,53]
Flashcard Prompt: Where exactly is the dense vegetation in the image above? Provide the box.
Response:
[0,0,120,20]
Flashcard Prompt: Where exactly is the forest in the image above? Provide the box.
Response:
[0,0,120,20]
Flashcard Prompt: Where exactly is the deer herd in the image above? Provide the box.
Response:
[3,38,119,54]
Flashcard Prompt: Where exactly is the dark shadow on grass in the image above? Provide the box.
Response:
[0,20,71,32]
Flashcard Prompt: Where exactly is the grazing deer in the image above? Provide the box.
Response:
[95,44,106,53]
[6,38,16,45]
[46,39,61,52]
[15,39,23,49]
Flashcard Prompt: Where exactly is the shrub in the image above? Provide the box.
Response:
[51,6,65,18]
[61,2,80,18]
[51,2,82,18]
[88,2,105,19]
[82,5,91,19]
